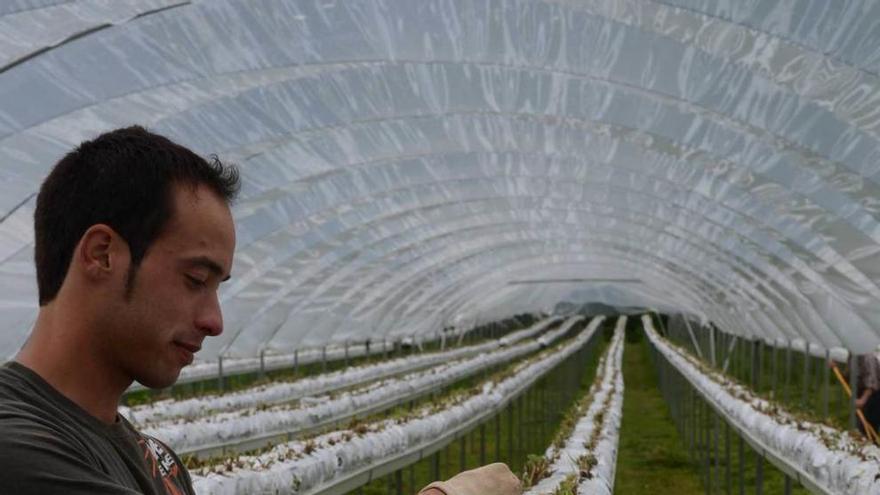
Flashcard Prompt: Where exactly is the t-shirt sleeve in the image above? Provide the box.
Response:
[0,420,141,494]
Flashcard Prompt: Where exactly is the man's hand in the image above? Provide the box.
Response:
[418,463,521,495]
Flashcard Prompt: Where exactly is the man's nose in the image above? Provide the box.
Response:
[196,293,223,337]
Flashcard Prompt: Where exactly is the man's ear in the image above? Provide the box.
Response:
[77,224,127,281]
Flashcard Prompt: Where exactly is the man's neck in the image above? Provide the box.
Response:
[16,306,130,424]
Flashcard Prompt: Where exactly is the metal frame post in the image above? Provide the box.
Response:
[507,399,513,461]
[459,434,466,472]
[684,317,705,360]
[756,339,763,392]
[709,324,717,367]
[823,348,830,419]
[479,423,486,465]
[802,343,810,409]
[495,412,501,461]
[738,436,744,495]
[784,340,793,404]
[704,402,710,495]
[755,453,764,495]
[725,422,731,495]
[771,343,778,399]
[750,339,757,389]
[713,410,719,494]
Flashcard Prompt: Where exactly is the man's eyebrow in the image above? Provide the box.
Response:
[184,256,231,282]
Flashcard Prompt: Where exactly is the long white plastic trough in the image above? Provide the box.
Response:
[645,315,880,495]
[189,316,606,495]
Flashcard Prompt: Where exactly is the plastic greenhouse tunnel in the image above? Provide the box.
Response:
[2,1,880,494]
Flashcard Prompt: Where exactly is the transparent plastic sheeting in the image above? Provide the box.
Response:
[2,0,880,361]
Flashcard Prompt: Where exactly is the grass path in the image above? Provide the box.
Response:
[614,337,703,494]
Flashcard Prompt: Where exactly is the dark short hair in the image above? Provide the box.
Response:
[34,126,239,305]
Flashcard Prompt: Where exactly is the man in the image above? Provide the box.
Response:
[0,126,238,494]
[0,127,520,494]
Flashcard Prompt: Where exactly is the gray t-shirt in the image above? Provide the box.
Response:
[0,361,195,494]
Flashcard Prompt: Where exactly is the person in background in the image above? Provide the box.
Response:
[833,346,880,439]
[855,347,880,437]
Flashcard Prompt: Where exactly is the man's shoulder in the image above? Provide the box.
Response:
[0,362,90,449]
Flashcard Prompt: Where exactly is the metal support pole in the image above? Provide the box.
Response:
[755,453,764,495]
[690,388,696,461]
[750,339,757,389]
[395,469,403,495]
[344,341,349,367]
[495,412,501,461]
[480,423,486,466]
[217,356,224,393]
[713,410,719,495]
[507,400,513,461]
[738,436,744,495]
[459,434,466,472]
[704,403,710,495]
[784,474,792,495]
[755,339,763,392]
[433,452,440,480]
[725,422,731,495]
[802,342,811,409]
[709,324,717,367]
[259,349,266,378]
[321,345,327,373]
[772,343,778,399]
[823,348,831,419]
[684,317,705,360]
[722,335,738,374]
[293,348,299,375]
[785,340,793,404]
[517,394,523,459]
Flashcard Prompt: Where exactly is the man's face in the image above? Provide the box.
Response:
[105,183,235,389]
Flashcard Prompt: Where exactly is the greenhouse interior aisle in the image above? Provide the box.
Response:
[615,331,703,494]
[5,1,880,494]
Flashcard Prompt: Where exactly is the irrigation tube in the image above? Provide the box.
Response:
[154,316,586,459]
[644,315,880,495]
[128,316,562,392]
[191,316,606,495]
[524,316,625,495]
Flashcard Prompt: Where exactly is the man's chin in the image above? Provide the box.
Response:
[135,369,182,390]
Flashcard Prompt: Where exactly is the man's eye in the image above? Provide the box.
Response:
[186,275,207,288]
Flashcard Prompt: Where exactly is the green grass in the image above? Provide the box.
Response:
[615,335,703,494]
